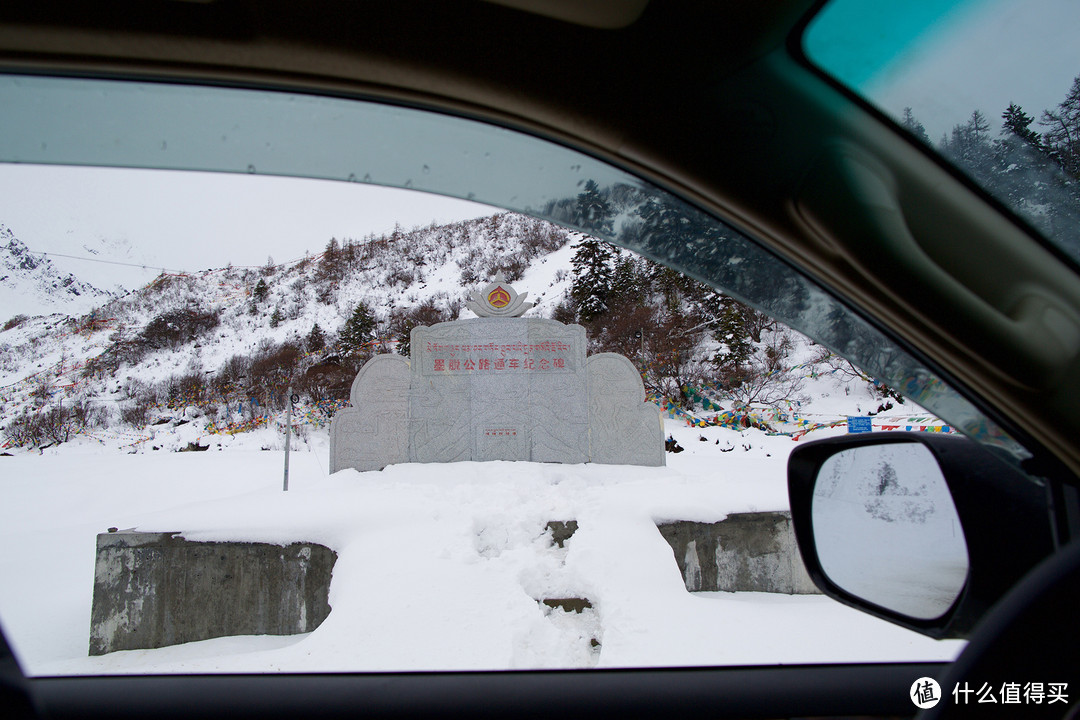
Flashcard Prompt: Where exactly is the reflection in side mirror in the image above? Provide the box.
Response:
[812,443,969,620]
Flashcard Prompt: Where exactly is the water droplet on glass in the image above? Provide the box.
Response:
[161,141,168,151]
[467,192,476,201]
[347,173,357,182]
[247,165,256,174]
[363,173,372,182]
[404,179,413,188]
[422,165,430,174]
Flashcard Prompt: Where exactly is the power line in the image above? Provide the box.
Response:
[26,249,267,274]
[26,249,181,273]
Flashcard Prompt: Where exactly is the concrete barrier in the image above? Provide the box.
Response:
[657,512,819,594]
[90,531,336,656]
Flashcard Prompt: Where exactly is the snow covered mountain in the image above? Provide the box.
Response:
[0,225,113,319]
[0,210,935,456]
[0,213,581,442]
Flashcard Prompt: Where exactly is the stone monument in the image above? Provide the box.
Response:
[330,275,664,472]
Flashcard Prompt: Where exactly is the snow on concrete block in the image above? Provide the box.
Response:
[89,531,336,655]
[657,512,819,594]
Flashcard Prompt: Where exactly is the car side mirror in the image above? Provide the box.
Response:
[788,433,1055,639]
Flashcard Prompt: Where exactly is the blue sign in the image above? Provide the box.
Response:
[847,416,872,434]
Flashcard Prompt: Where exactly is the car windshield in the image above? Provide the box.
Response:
[0,70,1028,675]
[803,0,1080,264]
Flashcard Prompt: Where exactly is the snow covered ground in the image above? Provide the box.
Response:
[0,417,965,676]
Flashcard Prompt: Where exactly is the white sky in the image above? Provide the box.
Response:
[871,0,1080,141]
[0,164,496,289]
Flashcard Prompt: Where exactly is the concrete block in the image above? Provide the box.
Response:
[657,512,819,594]
[89,531,336,656]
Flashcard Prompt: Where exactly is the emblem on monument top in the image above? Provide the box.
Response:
[466,273,534,318]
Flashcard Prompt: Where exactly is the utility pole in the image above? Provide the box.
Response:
[283,386,293,491]
[634,328,644,375]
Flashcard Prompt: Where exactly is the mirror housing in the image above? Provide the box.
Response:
[789,433,1054,639]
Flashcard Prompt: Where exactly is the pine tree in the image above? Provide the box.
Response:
[253,278,269,303]
[995,102,1056,230]
[900,107,931,144]
[609,254,642,307]
[575,179,614,236]
[306,322,326,352]
[711,299,755,380]
[339,302,377,354]
[569,236,615,322]
[550,299,576,325]
[1003,103,1041,147]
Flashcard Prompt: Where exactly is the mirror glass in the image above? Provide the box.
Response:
[812,442,969,619]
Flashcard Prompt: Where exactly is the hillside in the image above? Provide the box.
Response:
[0,210,941,457]
[0,226,112,318]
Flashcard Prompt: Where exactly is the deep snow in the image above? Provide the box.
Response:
[0,417,964,676]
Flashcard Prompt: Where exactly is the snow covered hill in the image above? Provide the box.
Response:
[0,225,112,318]
[0,211,942,453]
[0,213,583,444]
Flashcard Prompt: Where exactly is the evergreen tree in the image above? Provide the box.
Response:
[306,322,326,352]
[1003,103,1041,148]
[711,299,756,381]
[575,179,614,236]
[253,278,269,303]
[339,302,377,354]
[269,307,284,328]
[569,236,615,322]
[900,107,931,144]
[608,254,643,308]
[550,298,577,325]
[995,102,1057,230]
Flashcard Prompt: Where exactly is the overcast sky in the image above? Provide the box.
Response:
[807,0,1080,141]
[0,164,496,290]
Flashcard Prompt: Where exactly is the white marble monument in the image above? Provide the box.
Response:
[330,276,664,472]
